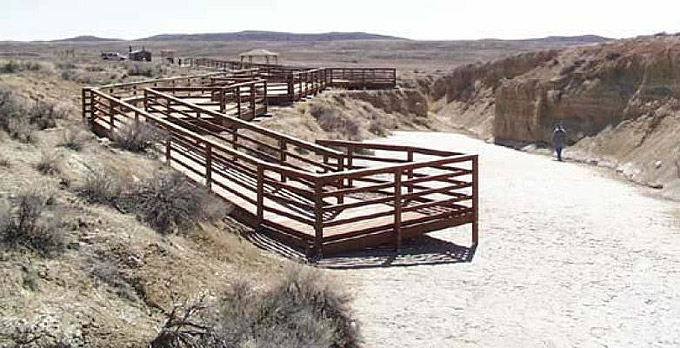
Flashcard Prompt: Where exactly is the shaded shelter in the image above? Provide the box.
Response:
[239,49,279,67]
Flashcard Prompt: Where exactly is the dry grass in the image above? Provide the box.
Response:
[35,149,62,176]
[78,167,124,205]
[0,190,66,257]
[113,122,164,153]
[0,60,44,74]
[58,128,87,151]
[150,266,359,348]
[78,167,227,235]
[0,87,66,143]
[122,170,227,234]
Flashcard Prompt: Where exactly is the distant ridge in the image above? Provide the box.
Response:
[139,30,405,41]
[51,35,122,42]
[520,35,611,44]
[476,35,611,44]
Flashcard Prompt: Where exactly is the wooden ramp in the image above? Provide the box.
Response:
[82,70,477,258]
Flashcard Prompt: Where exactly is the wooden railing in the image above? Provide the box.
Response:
[189,58,242,70]
[316,140,478,251]
[97,72,230,100]
[147,79,268,120]
[188,57,397,92]
[328,68,397,88]
[142,88,344,173]
[81,70,476,257]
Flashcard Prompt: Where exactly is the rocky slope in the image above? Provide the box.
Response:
[430,34,680,199]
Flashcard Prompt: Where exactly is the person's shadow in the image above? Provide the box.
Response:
[244,231,477,269]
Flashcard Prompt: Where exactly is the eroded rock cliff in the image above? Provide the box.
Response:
[431,35,680,197]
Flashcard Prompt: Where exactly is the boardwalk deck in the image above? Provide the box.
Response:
[82,68,477,258]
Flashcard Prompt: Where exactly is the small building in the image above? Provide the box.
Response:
[128,46,152,62]
[239,49,279,67]
[161,49,176,64]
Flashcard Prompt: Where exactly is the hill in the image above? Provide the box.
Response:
[519,35,611,44]
[139,30,405,41]
[50,35,122,42]
[425,34,680,199]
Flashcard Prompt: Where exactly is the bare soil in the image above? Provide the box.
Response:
[330,131,680,348]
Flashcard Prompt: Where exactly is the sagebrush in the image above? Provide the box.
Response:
[0,191,66,257]
[113,122,164,153]
[150,266,360,348]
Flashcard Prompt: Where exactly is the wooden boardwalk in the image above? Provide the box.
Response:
[82,67,477,258]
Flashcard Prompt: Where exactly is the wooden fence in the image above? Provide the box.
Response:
[82,81,478,257]
[188,57,397,92]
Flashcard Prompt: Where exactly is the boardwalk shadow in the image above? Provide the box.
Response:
[244,232,476,269]
[317,236,476,269]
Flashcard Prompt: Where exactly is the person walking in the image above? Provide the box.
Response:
[553,122,566,161]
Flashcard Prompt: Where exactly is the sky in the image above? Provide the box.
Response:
[2,0,680,41]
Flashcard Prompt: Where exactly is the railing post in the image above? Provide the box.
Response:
[205,143,212,190]
[257,166,264,227]
[346,146,354,188]
[407,150,414,194]
[279,139,287,182]
[336,154,344,204]
[108,101,115,133]
[263,80,268,114]
[394,168,403,251]
[250,83,256,119]
[81,88,87,120]
[236,86,242,118]
[219,88,226,113]
[143,89,149,112]
[165,135,172,166]
[232,127,238,161]
[472,156,479,245]
[313,180,323,257]
[287,73,294,103]
[298,75,302,101]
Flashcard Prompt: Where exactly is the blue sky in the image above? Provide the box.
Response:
[2,0,680,41]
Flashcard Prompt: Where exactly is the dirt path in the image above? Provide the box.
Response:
[333,131,680,348]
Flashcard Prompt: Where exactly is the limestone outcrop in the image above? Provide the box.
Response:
[431,35,680,197]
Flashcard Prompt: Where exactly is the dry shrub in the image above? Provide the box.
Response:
[78,167,123,205]
[125,62,164,78]
[1,60,20,73]
[122,170,226,234]
[6,117,35,143]
[113,122,164,153]
[0,88,65,142]
[77,167,226,234]
[0,317,83,347]
[88,257,139,301]
[150,295,218,348]
[28,99,66,130]
[36,149,62,176]
[150,266,360,348]
[58,129,86,151]
[309,102,361,140]
[0,60,44,74]
[213,266,359,348]
[0,191,66,257]
[0,88,25,128]
[0,155,10,168]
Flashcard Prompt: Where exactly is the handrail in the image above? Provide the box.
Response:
[316,139,465,157]
[88,88,318,181]
[319,154,477,181]
[96,71,228,90]
[82,60,477,257]
[144,88,344,159]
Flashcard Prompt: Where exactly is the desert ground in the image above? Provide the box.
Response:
[2,34,679,347]
[328,131,680,348]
